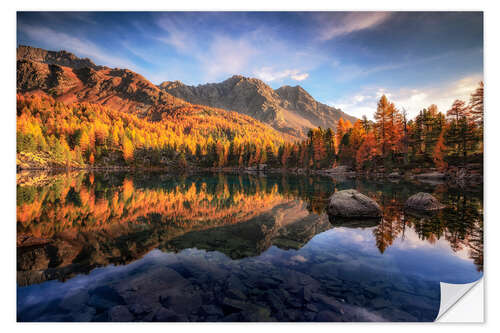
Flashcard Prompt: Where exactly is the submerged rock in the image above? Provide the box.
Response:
[405,192,445,211]
[327,189,382,218]
[107,305,134,322]
[415,172,446,180]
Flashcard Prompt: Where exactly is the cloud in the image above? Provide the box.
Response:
[332,50,466,82]
[155,14,196,54]
[201,35,259,80]
[155,14,263,80]
[254,67,309,82]
[20,24,137,70]
[153,14,323,82]
[316,12,392,40]
[330,73,483,119]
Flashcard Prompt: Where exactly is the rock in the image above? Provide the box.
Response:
[225,288,247,301]
[323,166,349,173]
[312,293,343,314]
[200,304,224,317]
[158,289,202,314]
[128,303,153,316]
[456,168,467,180]
[221,297,247,312]
[153,308,186,322]
[107,305,134,322]
[405,192,445,211]
[387,172,400,178]
[315,310,342,322]
[241,305,272,322]
[415,172,446,180]
[88,286,125,311]
[59,290,89,311]
[327,189,382,218]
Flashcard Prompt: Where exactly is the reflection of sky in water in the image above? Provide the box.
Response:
[311,227,482,284]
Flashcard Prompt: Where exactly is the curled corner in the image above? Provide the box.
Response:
[435,278,483,321]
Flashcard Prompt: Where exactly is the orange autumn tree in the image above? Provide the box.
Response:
[335,118,352,151]
[433,128,448,171]
[356,132,378,170]
[122,136,134,162]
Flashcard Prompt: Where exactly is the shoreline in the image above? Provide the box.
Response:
[17,164,483,187]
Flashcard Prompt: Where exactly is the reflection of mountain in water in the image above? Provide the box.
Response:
[17,172,333,286]
[17,172,483,287]
[163,201,332,259]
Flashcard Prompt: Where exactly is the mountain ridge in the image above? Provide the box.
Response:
[17,45,357,140]
[17,45,189,118]
[159,75,357,139]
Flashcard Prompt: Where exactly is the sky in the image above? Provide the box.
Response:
[17,11,483,119]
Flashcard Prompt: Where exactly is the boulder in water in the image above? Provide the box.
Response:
[327,189,382,218]
[415,172,446,180]
[405,192,445,211]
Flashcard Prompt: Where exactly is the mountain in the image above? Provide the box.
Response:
[159,76,357,139]
[17,45,357,141]
[17,44,104,70]
[17,45,188,118]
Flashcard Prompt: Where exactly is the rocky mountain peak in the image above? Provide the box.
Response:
[160,75,357,139]
[17,45,104,71]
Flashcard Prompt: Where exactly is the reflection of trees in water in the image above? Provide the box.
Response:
[17,172,483,272]
[350,181,483,271]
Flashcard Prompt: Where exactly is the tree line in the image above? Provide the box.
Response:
[16,81,483,171]
[16,94,284,169]
[279,82,483,172]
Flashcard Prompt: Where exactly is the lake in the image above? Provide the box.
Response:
[16,171,483,322]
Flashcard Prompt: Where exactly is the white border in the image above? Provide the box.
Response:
[2,1,498,331]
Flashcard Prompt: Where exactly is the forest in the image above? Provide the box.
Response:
[280,81,483,173]
[16,81,483,173]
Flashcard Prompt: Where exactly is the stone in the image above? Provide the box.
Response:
[200,304,224,317]
[158,288,202,315]
[241,305,272,322]
[315,310,342,321]
[128,303,153,316]
[59,290,89,311]
[327,189,382,218]
[221,297,248,312]
[153,308,186,322]
[323,165,352,174]
[107,305,134,322]
[405,192,445,211]
[415,172,446,180]
[88,287,125,311]
[225,288,247,301]
[312,293,343,314]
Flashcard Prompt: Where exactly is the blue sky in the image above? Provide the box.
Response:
[17,11,483,119]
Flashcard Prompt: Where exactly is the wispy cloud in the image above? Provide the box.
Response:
[155,14,197,54]
[20,24,138,71]
[316,12,392,41]
[155,14,262,80]
[254,67,309,82]
[201,35,259,80]
[332,48,480,82]
[330,73,483,119]
[153,14,320,82]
